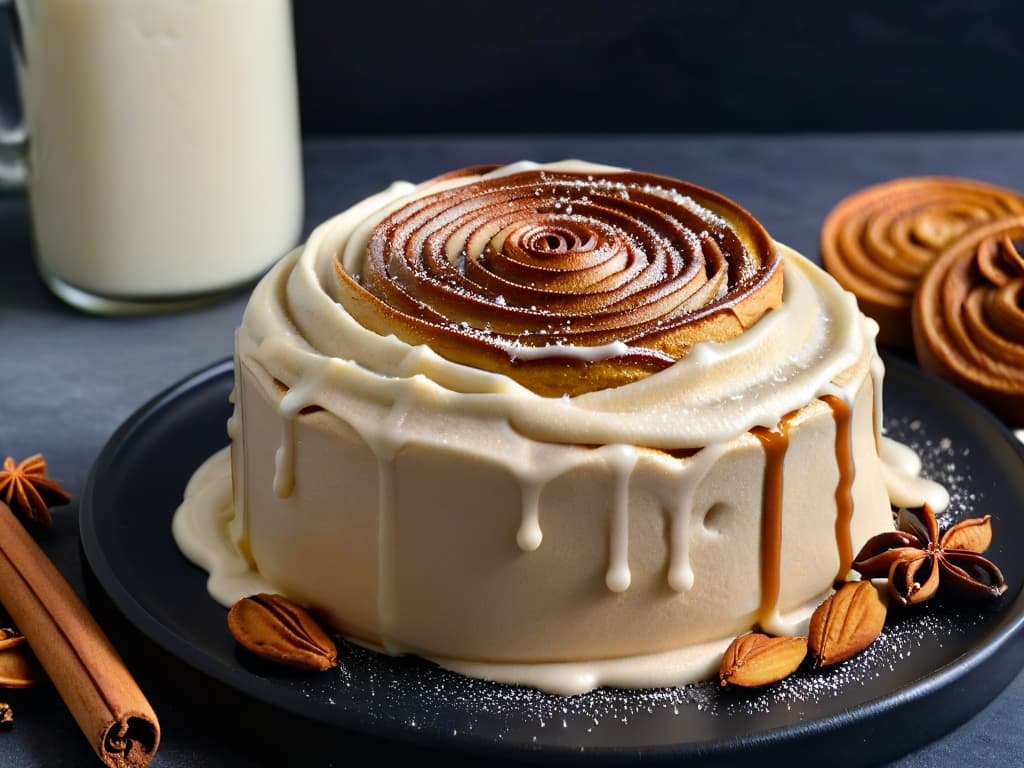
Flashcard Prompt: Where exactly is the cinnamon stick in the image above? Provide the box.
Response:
[0,501,159,767]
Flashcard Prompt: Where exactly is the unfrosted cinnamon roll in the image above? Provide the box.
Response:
[822,177,1024,346]
[174,161,945,695]
[914,216,1024,425]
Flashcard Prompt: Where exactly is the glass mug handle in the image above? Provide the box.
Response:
[0,0,26,188]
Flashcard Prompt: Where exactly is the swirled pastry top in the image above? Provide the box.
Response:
[914,215,1024,425]
[241,160,876,448]
[821,176,1024,346]
[330,162,781,396]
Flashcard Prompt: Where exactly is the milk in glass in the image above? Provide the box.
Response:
[11,0,303,311]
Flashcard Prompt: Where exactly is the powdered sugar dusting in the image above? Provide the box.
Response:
[883,413,977,530]
[301,600,985,734]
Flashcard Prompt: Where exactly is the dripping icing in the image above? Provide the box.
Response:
[822,394,856,581]
[513,441,726,595]
[259,317,936,659]
[604,445,638,593]
[666,443,726,592]
[271,358,337,498]
[516,482,543,551]
[870,351,885,454]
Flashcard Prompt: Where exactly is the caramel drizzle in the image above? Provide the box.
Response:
[752,418,792,625]
[822,395,855,581]
[754,398,857,626]
[269,358,864,625]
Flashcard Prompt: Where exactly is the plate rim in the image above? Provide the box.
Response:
[79,353,1024,763]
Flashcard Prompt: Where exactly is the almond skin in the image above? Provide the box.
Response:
[0,628,25,653]
[0,643,42,688]
[719,633,808,688]
[808,581,886,667]
[228,593,338,672]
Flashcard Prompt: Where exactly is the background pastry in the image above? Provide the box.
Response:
[821,177,1024,346]
[914,216,1024,426]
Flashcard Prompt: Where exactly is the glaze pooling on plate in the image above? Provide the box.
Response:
[173,161,946,695]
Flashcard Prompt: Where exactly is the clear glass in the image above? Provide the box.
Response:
[6,0,304,315]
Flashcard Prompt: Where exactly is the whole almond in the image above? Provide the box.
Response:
[0,643,42,688]
[0,628,25,653]
[228,593,338,672]
[808,581,886,667]
[719,633,808,688]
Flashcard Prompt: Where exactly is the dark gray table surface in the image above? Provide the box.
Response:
[1,135,1023,766]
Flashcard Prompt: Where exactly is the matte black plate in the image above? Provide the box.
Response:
[80,355,1024,765]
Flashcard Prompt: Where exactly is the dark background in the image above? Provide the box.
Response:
[3,3,1024,766]
[2,1,1022,134]
[291,0,1024,134]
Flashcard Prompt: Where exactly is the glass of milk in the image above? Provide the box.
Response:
[2,0,304,314]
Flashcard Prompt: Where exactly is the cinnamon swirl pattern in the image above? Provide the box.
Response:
[822,177,1024,346]
[335,166,781,396]
[914,216,1024,425]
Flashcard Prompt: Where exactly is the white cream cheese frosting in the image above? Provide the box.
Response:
[173,161,946,695]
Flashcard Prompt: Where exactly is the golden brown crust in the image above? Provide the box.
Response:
[913,215,1024,426]
[822,177,1024,346]
[333,168,782,396]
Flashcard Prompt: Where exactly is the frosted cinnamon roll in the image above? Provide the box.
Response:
[822,177,1024,346]
[914,216,1024,425]
[174,161,945,695]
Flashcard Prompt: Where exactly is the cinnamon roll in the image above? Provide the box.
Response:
[333,165,781,396]
[914,216,1024,425]
[174,161,945,694]
[822,177,1024,346]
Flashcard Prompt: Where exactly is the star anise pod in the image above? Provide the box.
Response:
[852,504,1007,606]
[0,454,71,528]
